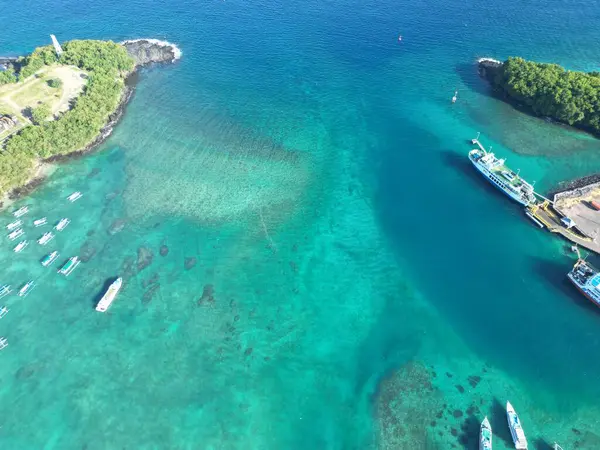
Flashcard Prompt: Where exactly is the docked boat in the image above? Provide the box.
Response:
[55,218,70,231]
[33,217,47,227]
[0,285,10,298]
[8,228,24,241]
[6,219,22,231]
[58,256,80,276]
[13,206,29,217]
[0,337,7,350]
[567,259,600,308]
[13,240,28,253]
[37,232,54,245]
[469,148,536,206]
[506,401,528,449]
[479,416,492,450]
[18,280,35,297]
[41,251,59,267]
[96,277,123,312]
[0,306,8,318]
[67,191,82,202]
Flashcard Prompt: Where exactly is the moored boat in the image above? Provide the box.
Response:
[13,240,28,253]
[18,280,35,297]
[13,206,29,217]
[0,306,8,318]
[58,256,80,276]
[469,148,536,206]
[479,416,492,450]
[0,285,11,298]
[6,219,22,231]
[67,191,82,202]
[8,228,24,241]
[55,218,70,231]
[567,259,600,309]
[41,251,59,267]
[96,277,123,312]
[37,232,55,245]
[554,444,563,450]
[0,337,7,350]
[33,217,47,227]
[506,401,527,449]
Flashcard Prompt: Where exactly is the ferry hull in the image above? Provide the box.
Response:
[567,275,600,309]
[469,155,530,207]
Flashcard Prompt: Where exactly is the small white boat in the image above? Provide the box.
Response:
[479,416,492,450]
[58,256,80,276]
[41,251,59,267]
[507,401,528,449]
[96,277,123,312]
[6,219,22,231]
[0,285,11,298]
[37,232,55,245]
[13,240,28,253]
[0,306,8,318]
[554,444,563,450]
[33,217,47,227]
[18,280,35,297]
[55,218,70,231]
[13,206,29,217]
[8,228,24,240]
[0,337,7,350]
[67,191,83,202]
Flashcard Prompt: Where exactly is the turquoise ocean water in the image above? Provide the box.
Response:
[2,0,600,448]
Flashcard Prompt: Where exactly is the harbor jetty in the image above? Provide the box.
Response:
[470,134,600,255]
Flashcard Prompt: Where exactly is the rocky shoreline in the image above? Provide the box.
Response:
[3,38,181,203]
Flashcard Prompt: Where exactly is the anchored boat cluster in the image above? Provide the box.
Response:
[0,191,83,350]
[469,134,600,311]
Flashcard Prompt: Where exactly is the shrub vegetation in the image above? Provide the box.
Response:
[0,40,134,194]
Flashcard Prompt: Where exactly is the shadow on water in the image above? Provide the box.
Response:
[454,63,492,97]
[457,414,480,450]
[489,398,513,448]
[529,256,600,316]
[91,277,119,309]
[533,438,554,450]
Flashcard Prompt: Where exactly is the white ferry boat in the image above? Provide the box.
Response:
[41,251,59,267]
[13,240,28,253]
[37,232,54,245]
[67,191,83,202]
[567,259,600,309]
[6,219,22,231]
[0,337,7,350]
[55,218,70,231]
[506,401,528,449]
[479,416,492,450]
[469,149,536,206]
[8,228,24,241]
[18,280,35,297]
[96,277,123,312]
[0,285,11,298]
[58,256,80,276]
[33,217,47,227]
[13,206,29,218]
[0,306,8,319]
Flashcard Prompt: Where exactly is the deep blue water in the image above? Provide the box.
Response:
[2,0,600,448]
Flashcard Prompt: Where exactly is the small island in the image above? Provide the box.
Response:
[478,57,600,136]
[0,37,179,199]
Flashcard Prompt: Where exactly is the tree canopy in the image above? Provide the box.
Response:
[0,40,134,194]
[494,57,600,134]
[30,103,52,125]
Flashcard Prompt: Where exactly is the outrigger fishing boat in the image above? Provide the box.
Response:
[13,206,29,217]
[13,240,28,253]
[58,256,80,276]
[0,306,8,318]
[33,217,47,227]
[55,218,70,231]
[0,337,7,350]
[8,228,24,241]
[0,285,10,298]
[37,232,54,246]
[18,280,35,297]
[6,219,21,231]
[41,251,59,267]
[67,191,82,202]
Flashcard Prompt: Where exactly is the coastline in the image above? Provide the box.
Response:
[0,38,181,207]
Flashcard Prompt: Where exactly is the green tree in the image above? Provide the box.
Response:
[30,104,52,125]
[47,78,63,88]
